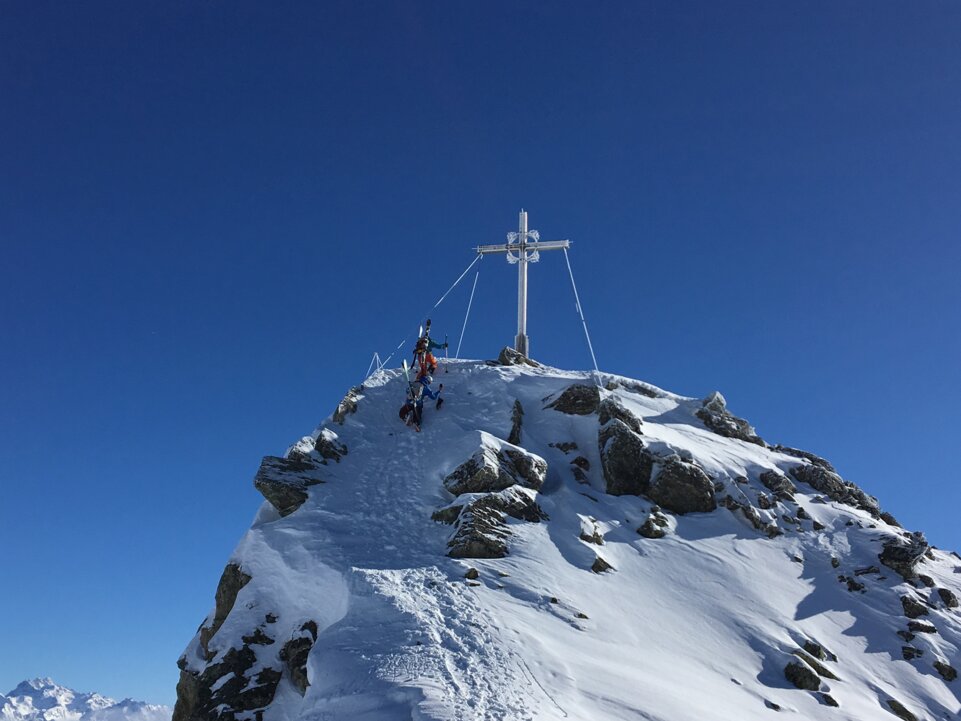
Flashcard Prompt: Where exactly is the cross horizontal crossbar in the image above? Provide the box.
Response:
[475,239,571,255]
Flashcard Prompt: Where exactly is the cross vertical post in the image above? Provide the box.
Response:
[475,210,570,358]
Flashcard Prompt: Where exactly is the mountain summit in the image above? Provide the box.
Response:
[173,352,961,721]
[0,679,169,721]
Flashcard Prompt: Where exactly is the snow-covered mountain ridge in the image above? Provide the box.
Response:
[174,351,961,721]
[0,679,170,721]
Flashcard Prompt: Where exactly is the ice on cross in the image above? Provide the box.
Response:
[475,210,570,357]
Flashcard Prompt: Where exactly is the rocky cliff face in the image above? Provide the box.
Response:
[174,352,961,721]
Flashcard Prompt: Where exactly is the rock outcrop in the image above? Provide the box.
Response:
[443,435,546,496]
[546,384,601,415]
[598,419,653,496]
[695,391,765,446]
[879,533,929,580]
[647,458,716,515]
[253,455,324,517]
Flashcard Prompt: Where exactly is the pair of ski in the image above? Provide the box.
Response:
[417,319,448,374]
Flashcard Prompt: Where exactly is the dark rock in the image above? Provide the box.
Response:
[792,650,839,680]
[803,641,836,662]
[579,529,604,545]
[571,456,590,470]
[598,398,642,433]
[901,646,924,661]
[757,493,776,510]
[918,574,935,587]
[900,595,929,619]
[820,693,839,707]
[880,511,901,527]
[885,699,917,721]
[465,568,479,580]
[604,379,660,398]
[897,630,915,643]
[845,577,865,592]
[549,441,578,453]
[442,487,546,559]
[764,700,781,711]
[854,566,880,576]
[879,533,929,580]
[241,628,275,646]
[498,346,539,367]
[332,385,363,425]
[444,438,547,495]
[253,455,324,517]
[638,517,666,539]
[199,563,252,658]
[508,400,524,445]
[789,463,880,517]
[265,613,277,624]
[934,660,957,682]
[591,556,614,573]
[721,496,762,530]
[937,588,959,608]
[784,660,820,691]
[572,466,589,484]
[575,612,589,619]
[173,644,280,721]
[647,458,716,515]
[598,419,653,496]
[547,384,600,415]
[796,507,811,521]
[907,621,937,634]
[759,470,797,500]
[770,445,837,473]
[831,557,840,569]
[314,429,347,463]
[813,520,826,531]
[695,392,765,446]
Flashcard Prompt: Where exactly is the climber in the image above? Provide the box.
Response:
[413,339,439,380]
[399,386,424,431]
[418,375,444,409]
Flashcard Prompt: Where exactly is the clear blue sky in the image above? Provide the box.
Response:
[1,0,959,706]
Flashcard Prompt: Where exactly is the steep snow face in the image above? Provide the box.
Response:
[175,358,961,721]
[0,680,169,721]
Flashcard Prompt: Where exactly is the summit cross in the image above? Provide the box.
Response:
[475,210,570,358]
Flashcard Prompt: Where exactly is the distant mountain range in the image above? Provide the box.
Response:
[0,679,170,721]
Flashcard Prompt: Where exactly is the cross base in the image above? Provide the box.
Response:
[515,333,529,358]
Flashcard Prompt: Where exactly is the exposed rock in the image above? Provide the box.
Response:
[845,577,865,593]
[757,493,776,510]
[938,588,959,608]
[695,392,765,446]
[900,595,929,619]
[831,557,840,569]
[792,650,839,680]
[199,563,252,658]
[721,496,762,530]
[242,628,275,646]
[879,533,929,580]
[784,660,820,691]
[885,699,917,721]
[465,568,479,580]
[918,574,935,587]
[907,620,937,634]
[820,693,839,707]
[439,486,546,559]
[934,660,957,682]
[332,385,363,425]
[571,456,590,471]
[598,398,642,433]
[803,641,836,662]
[770,445,836,473]
[790,463,880,518]
[897,630,916,643]
[498,346,539,367]
[759,470,797,500]
[579,527,604,545]
[604,379,660,398]
[795,507,811,520]
[253,455,324,517]
[550,441,578,453]
[901,646,924,661]
[508,400,524,445]
[173,644,281,721]
[638,516,667,539]
[598,419,653,496]
[280,622,317,696]
[591,556,614,573]
[444,435,547,496]
[813,520,826,531]
[880,511,901,527]
[647,458,717,515]
[854,565,880,576]
[314,429,347,463]
[547,384,600,415]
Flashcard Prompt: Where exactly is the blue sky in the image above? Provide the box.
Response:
[1,0,959,706]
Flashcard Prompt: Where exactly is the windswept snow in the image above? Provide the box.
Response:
[178,359,961,721]
[0,680,169,721]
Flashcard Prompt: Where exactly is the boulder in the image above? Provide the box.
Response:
[508,399,524,445]
[253,456,324,517]
[647,458,717,515]
[314,428,347,463]
[638,516,666,539]
[598,398,642,433]
[443,435,547,496]
[332,385,363,425]
[280,621,318,696]
[879,533,929,580]
[784,660,820,691]
[900,595,929,619]
[695,392,765,446]
[934,660,957,682]
[598,419,653,496]
[759,470,797,500]
[547,384,601,415]
[435,486,546,559]
[937,588,959,608]
[885,699,917,721]
[498,346,539,367]
[199,563,252,658]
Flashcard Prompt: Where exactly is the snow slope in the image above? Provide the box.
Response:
[0,679,169,721]
[175,357,961,721]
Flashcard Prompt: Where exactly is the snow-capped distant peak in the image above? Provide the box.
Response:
[0,681,168,721]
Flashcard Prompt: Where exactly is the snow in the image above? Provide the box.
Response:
[182,358,961,721]
[0,680,169,721]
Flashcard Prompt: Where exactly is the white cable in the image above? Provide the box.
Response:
[455,270,480,359]
[563,248,599,374]
[379,253,484,368]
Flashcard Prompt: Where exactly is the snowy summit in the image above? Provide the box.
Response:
[173,351,961,721]
[0,679,169,721]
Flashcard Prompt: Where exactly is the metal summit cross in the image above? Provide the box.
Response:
[475,210,570,358]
